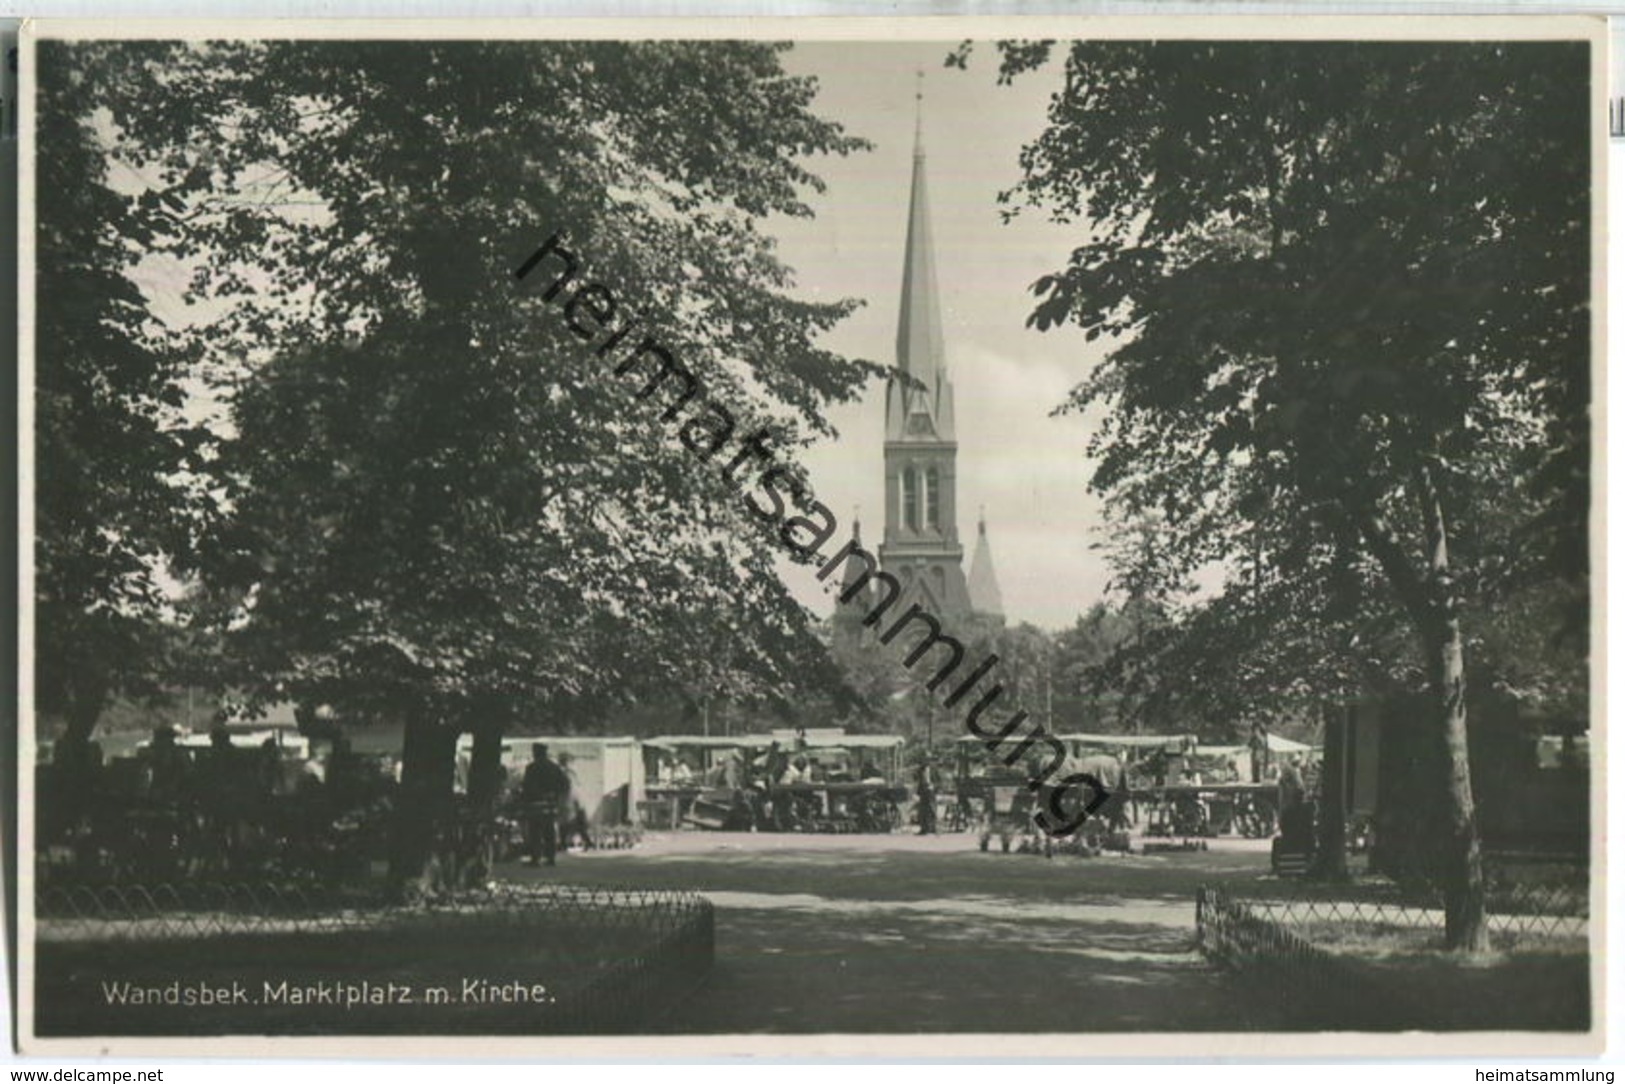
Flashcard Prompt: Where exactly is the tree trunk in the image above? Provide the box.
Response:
[389,707,459,898]
[56,674,108,768]
[468,720,506,812]
[48,677,107,854]
[1417,465,1489,953]
[1344,469,1489,953]
[1426,614,1487,950]
[458,717,508,887]
[1312,702,1349,881]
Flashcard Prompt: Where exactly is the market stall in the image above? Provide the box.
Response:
[641,731,906,831]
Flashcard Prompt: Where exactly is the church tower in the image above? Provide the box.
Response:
[967,510,1005,621]
[875,88,994,625]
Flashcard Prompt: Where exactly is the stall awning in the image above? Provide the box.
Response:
[645,735,775,750]
[1055,732,1198,750]
[457,734,641,753]
[647,733,904,751]
[805,734,905,749]
[1195,734,1313,757]
[161,729,312,755]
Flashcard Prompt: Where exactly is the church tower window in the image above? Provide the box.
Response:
[925,466,941,531]
[902,467,920,532]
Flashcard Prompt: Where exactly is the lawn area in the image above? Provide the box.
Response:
[1214,875,1591,1032]
[1334,949,1591,1031]
[1284,917,1587,958]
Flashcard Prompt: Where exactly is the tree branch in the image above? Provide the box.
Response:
[1338,493,1432,633]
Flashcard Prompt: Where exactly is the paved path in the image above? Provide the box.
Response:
[506,832,1292,1033]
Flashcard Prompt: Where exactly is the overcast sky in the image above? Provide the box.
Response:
[768,41,1117,631]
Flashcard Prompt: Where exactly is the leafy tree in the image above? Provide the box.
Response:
[1092,491,1401,730]
[816,620,909,734]
[59,40,880,888]
[968,40,1590,949]
[34,46,211,767]
[985,622,1054,727]
[1045,604,1132,731]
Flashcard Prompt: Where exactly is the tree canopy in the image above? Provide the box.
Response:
[35,47,212,746]
[968,38,1592,948]
[39,40,882,733]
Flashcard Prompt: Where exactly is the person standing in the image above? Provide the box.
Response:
[198,724,245,873]
[762,741,788,830]
[557,753,593,850]
[519,743,570,866]
[141,726,192,877]
[1276,756,1312,851]
[915,761,938,836]
[325,734,364,817]
[1248,723,1271,784]
[721,748,744,790]
[1277,756,1306,811]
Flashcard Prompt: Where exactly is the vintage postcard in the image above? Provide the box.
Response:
[14,14,1606,1057]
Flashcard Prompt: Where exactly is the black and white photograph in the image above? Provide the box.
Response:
[16,17,1605,1055]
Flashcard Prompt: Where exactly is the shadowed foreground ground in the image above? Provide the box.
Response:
[514,832,1589,1034]
[510,833,1293,1033]
[37,832,1587,1037]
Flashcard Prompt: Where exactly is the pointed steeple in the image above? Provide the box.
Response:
[885,73,955,444]
[968,510,1005,620]
[832,515,877,641]
[878,76,976,626]
[839,515,872,603]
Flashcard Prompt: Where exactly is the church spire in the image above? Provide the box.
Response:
[968,509,1005,620]
[837,514,872,604]
[885,71,954,444]
[876,75,985,626]
[913,68,924,153]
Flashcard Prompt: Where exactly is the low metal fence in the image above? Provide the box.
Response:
[38,880,707,939]
[35,880,714,1035]
[1196,862,1590,1029]
[1235,860,1589,944]
[1195,885,1389,1028]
